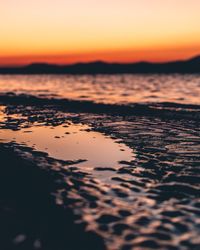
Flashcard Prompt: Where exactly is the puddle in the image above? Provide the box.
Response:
[0,123,135,181]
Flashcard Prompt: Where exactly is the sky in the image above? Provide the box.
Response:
[0,0,200,66]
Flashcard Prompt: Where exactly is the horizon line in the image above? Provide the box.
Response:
[0,54,199,68]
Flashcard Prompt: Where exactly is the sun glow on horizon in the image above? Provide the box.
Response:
[0,0,200,65]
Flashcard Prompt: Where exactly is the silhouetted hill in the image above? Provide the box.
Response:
[0,56,200,74]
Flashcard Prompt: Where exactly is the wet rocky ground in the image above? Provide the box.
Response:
[0,99,200,250]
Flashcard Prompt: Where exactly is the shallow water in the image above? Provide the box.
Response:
[0,74,200,105]
[0,122,134,181]
[1,107,199,250]
[0,75,200,249]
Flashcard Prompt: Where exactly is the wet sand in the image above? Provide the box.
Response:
[0,95,200,250]
[0,143,105,250]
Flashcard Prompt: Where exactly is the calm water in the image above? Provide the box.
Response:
[1,75,200,249]
[0,123,134,170]
[0,74,200,105]
[0,109,135,183]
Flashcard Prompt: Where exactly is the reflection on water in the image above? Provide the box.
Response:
[0,74,200,105]
[0,73,199,250]
[0,123,134,177]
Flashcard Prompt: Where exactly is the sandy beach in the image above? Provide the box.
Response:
[0,78,200,249]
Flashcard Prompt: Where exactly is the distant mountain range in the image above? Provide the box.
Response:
[0,55,200,74]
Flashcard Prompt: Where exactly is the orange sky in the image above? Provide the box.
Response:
[0,0,200,66]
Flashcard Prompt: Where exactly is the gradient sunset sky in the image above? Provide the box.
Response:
[1,0,200,66]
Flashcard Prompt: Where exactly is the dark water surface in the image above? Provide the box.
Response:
[0,74,200,105]
[0,74,200,250]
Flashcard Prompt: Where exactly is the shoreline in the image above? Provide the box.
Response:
[1,93,200,121]
[1,99,200,249]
